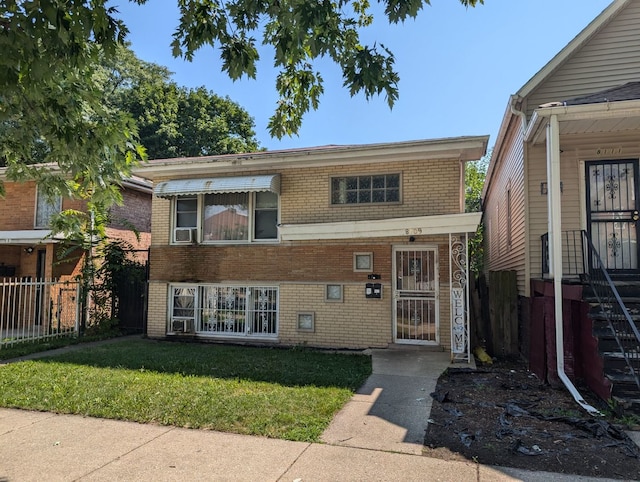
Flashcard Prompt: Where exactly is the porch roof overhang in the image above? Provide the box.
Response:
[279,212,481,241]
[0,230,56,244]
[154,174,281,198]
[524,99,640,145]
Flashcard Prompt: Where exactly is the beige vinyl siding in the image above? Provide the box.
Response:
[527,131,640,283]
[526,1,640,114]
[484,117,527,295]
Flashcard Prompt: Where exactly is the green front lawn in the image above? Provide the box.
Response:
[0,339,371,442]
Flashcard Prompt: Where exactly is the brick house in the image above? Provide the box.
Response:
[0,174,152,282]
[135,137,488,357]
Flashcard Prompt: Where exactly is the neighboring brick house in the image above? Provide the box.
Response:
[135,137,488,357]
[0,174,152,282]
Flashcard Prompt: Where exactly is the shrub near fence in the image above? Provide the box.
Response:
[0,278,80,347]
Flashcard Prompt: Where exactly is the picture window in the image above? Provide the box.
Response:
[331,174,400,204]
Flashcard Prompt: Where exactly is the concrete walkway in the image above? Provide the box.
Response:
[0,340,624,481]
[322,345,453,454]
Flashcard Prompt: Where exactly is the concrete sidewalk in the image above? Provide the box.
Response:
[0,341,624,481]
[0,408,616,481]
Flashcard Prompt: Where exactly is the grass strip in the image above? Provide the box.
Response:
[0,339,371,442]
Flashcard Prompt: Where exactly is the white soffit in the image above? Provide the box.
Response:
[154,174,281,198]
[279,212,482,241]
[525,99,640,144]
[0,230,54,244]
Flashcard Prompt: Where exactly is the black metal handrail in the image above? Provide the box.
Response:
[541,230,640,391]
[541,230,588,277]
[580,230,640,391]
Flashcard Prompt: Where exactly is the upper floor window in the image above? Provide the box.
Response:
[331,174,400,204]
[173,191,279,244]
[35,185,62,228]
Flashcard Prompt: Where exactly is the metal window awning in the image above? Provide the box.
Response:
[153,174,281,198]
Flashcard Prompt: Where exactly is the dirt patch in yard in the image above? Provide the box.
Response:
[424,360,640,480]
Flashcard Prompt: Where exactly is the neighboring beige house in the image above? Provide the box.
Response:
[483,0,640,410]
[135,137,488,360]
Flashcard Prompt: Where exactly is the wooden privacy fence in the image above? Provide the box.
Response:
[0,278,80,348]
[487,270,519,357]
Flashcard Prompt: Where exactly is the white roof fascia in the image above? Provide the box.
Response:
[279,212,482,241]
[517,0,629,100]
[133,137,489,180]
[524,98,640,143]
[0,230,54,244]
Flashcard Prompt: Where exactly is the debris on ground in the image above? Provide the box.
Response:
[424,361,640,480]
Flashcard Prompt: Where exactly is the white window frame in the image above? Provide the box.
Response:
[171,192,280,245]
[35,185,62,229]
[168,283,279,338]
[330,173,401,205]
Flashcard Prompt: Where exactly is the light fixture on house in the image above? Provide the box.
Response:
[540,181,563,195]
[24,246,34,254]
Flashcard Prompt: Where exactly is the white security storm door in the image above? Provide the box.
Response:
[393,247,439,344]
[586,160,640,273]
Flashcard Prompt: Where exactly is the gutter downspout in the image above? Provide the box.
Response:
[510,95,528,134]
[546,115,602,416]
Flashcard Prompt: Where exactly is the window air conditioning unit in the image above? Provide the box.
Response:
[175,228,195,243]
[172,319,195,333]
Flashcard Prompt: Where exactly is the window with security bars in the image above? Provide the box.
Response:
[331,174,400,204]
[169,284,278,337]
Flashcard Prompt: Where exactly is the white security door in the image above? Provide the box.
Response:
[393,247,439,344]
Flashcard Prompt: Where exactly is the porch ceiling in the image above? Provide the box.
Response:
[525,99,640,145]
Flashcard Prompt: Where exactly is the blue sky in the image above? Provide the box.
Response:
[113,0,612,153]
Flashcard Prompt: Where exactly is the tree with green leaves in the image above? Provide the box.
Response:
[101,46,260,159]
[465,153,489,273]
[1,0,484,235]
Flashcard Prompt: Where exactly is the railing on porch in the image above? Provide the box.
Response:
[541,230,640,391]
[0,278,80,348]
[541,230,588,277]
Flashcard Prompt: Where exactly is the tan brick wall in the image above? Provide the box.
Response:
[151,197,171,247]
[278,283,391,348]
[150,159,464,245]
[147,281,168,338]
[280,159,462,224]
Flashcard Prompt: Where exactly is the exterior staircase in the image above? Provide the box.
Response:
[542,230,640,414]
[583,279,640,415]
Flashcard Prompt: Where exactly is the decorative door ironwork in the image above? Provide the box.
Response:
[586,160,640,273]
[393,248,439,344]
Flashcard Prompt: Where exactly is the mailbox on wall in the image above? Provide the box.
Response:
[365,283,382,299]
